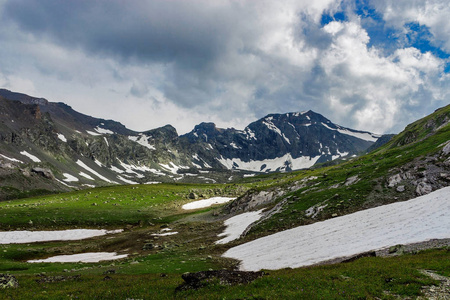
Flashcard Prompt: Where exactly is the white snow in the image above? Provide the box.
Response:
[94,126,114,135]
[151,232,179,237]
[28,252,128,263]
[0,229,123,244]
[160,162,188,174]
[128,134,156,150]
[321,123,379,142]
[230,142,241,149]
[216,209,264,244]
[160,162,179,174]
[79,172,95,180]
[86,130,101,136]
[219,154,321,172]
[244,128,257,140]
[76,160,116,183]
[243,174,256,178]
[20,151,41,162]
[0,154,23,163]
[62,173,79,182]
[182,197,236,210]
[262,119,290,144]
[223,186,450,271]
[117,175,138,185]
[57,133,67,142]
[94,159,103,167]
[110,165,124,173]
[103,136,109,146]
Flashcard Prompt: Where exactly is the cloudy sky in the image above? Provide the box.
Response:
[0,0,449,135]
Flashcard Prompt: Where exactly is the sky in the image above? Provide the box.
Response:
[0,0,449,135]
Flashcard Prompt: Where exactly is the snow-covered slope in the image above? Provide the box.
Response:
[223,186,450,271]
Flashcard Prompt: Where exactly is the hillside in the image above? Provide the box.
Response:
[0,89,384,200]
[0,104,449,299]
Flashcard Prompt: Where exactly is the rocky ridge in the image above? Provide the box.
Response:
[0,89,385,198]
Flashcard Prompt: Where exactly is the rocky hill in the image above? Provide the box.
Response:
[0,89,384,199]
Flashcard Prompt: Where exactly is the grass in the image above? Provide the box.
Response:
[0,183,247,230]
[0,105,449,298]
[245,118,450,237]
[1,248,448,299]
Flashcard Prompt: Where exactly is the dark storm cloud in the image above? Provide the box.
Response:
[3,0,231,65]
[1,0,448,135]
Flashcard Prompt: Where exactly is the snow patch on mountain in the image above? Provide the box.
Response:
[62,173,79,182]
[86,130,101,136]
[219,154,321,172]
[79,172,95,180]
[160,162,188,174]
[20,151,41,162]
[57,133,67,142]
[117,175,138,185]
[76,160,116,183]
[128,134,156,150]
[321,123,379,142]
[94,126,114,135]
[223,186,450,271]
[0,154,23,163]
[262,117,290,144]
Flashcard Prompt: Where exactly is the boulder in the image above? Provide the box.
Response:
[442,141,450,156]
[416,181,432,196]
[396,185,405,192]
[388,174,402,187]
[31,167,54,179]
[142,243,155,250]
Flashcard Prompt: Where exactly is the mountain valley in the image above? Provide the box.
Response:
[0,89,449,299]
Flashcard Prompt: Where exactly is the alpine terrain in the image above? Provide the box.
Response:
[0,89,385,200]
[0,90,449,299]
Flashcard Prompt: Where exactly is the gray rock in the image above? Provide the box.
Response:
[388,174,402,187]
[0,274,18,289]
[388,244,405,255]
[416,181,432,196]
[396,185,405,192]
[31,167,54,179]
[440,173,450,181]
[344,175,359,186]
[142,243,155,250]
[188,192,198,199]
[442,141,450,156]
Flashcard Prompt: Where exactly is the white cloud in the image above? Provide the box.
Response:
[372,0,450,51]
[0,0,448,136]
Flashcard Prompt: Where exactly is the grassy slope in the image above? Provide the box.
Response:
[243,105,450,238]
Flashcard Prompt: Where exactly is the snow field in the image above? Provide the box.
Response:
[216,209,264,244]
[0,229,123,244]
[20,151,41,162]
[182,197,236,210]
[223,186,450,271]
[28,252,128,263]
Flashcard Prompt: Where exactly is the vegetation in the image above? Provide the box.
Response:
[1,249,448,299]
[0,105,449,298]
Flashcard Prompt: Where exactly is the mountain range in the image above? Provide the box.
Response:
[0,88,388,199]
